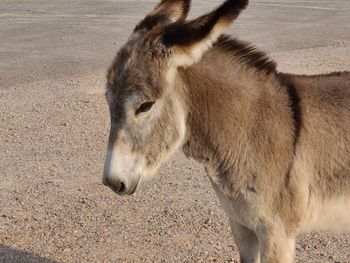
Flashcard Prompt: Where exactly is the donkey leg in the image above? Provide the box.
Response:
[258,228,296,263]
[229,219,260,263]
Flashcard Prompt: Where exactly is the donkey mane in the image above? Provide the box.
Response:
[206,34,302,145]
[208,34,300,133]
[213,34,277,73]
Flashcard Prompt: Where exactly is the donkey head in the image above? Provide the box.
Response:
[103,0,248,195]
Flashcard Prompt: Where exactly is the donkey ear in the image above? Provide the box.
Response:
[134,0,191,33]
[162,0,248,67]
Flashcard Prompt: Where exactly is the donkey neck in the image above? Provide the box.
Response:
[177,41,296,181]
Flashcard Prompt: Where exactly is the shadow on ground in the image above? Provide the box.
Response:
[0,245,59,263]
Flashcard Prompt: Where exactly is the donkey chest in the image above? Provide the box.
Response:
[206,166,259,227]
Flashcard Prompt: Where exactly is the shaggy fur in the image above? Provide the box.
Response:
[103,1,350,262]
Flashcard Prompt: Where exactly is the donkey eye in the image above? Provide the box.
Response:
[136,101,155,114]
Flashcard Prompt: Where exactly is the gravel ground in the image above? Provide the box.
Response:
[0,1,350,262]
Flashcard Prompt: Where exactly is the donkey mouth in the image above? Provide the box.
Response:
[124,179,140,196]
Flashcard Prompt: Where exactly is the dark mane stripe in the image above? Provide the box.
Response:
[278,73,302,146]
[214,35,277,73]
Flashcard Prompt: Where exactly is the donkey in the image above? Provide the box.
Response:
[102,0,350,262]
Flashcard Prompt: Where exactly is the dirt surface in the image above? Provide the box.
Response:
[1,0,350,262]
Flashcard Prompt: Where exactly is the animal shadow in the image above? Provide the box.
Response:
[0,244,59,263]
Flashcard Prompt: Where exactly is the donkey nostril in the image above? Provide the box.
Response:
[104,176,126,194]
[111,180,125,194]
[118,182,126,193]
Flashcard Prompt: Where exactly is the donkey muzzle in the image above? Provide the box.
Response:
[103,176,126,194]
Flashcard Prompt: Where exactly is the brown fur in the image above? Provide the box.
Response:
[103,1,350,262]
[134,0,191,32]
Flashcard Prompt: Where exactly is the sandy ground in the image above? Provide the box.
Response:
[1,0,350,262]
